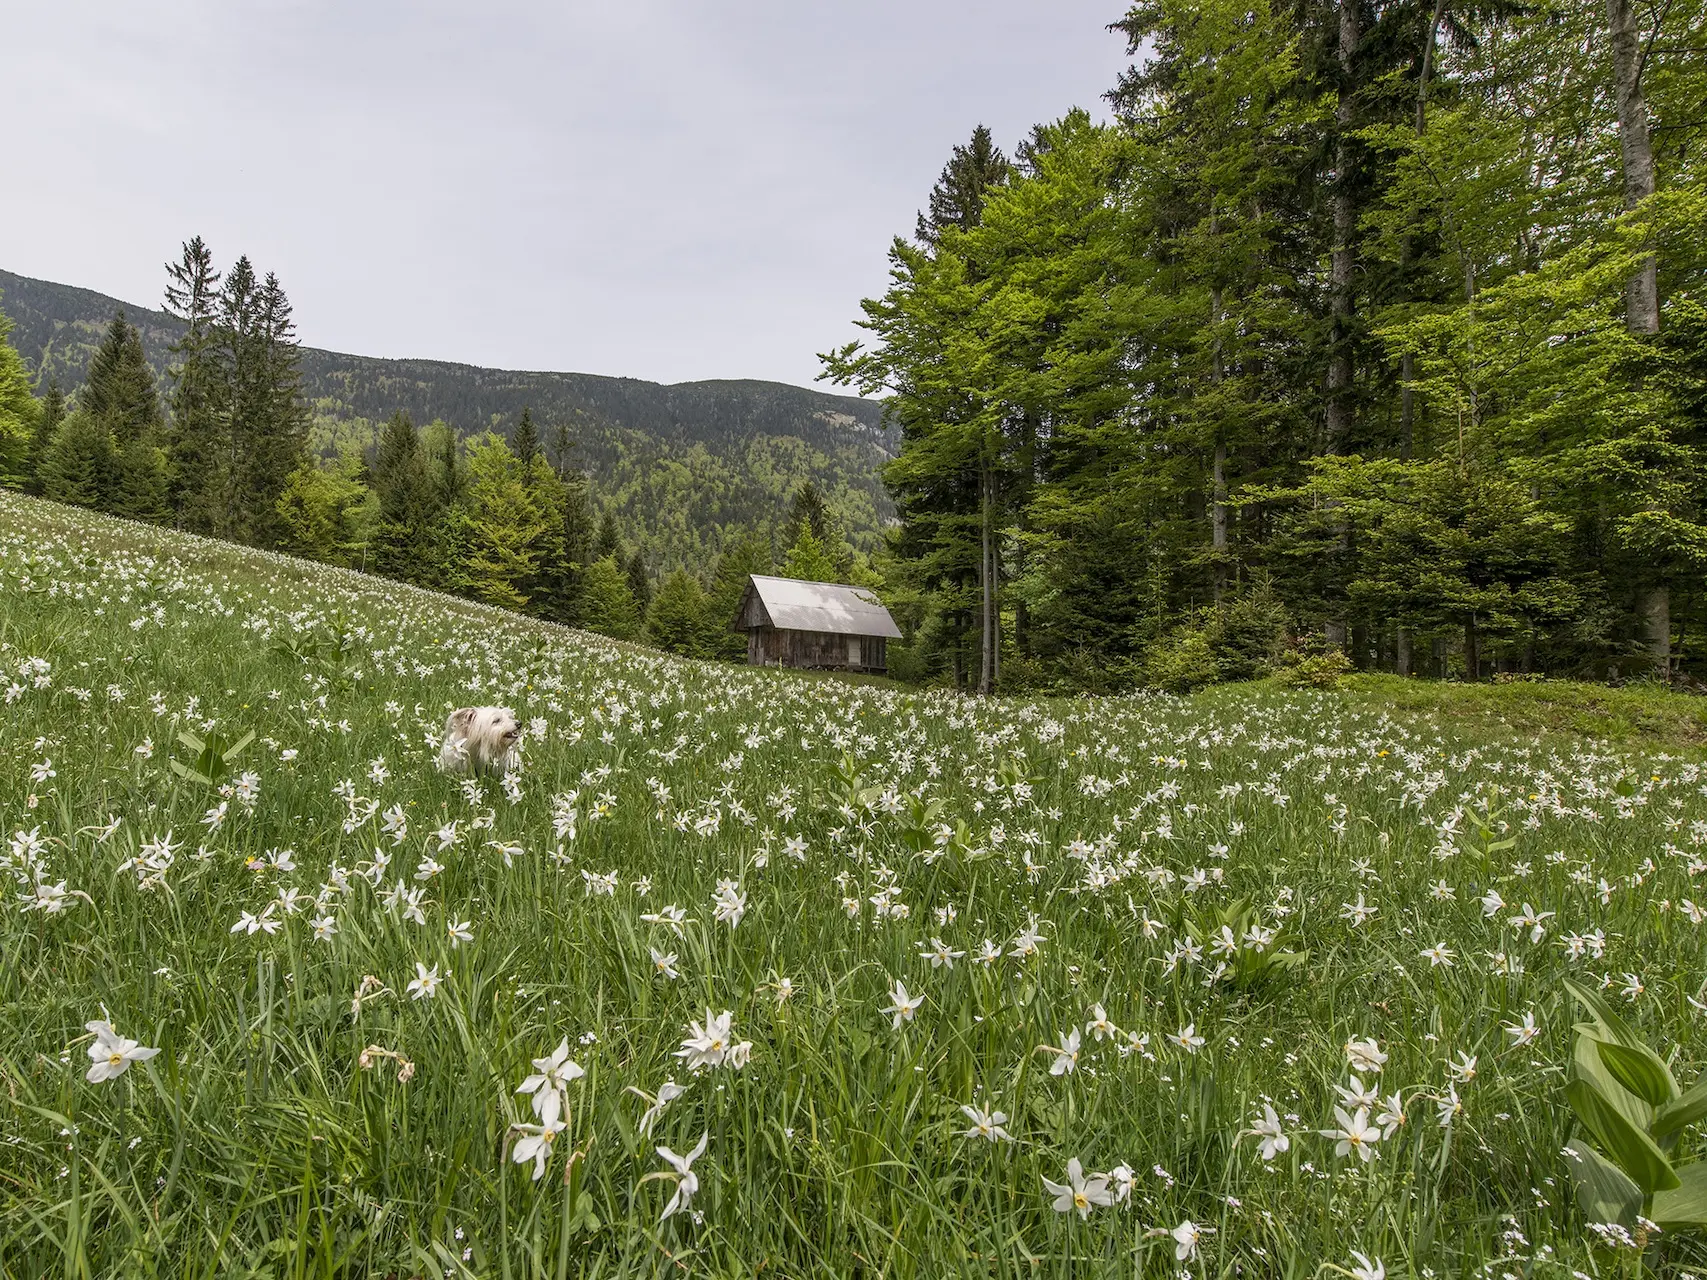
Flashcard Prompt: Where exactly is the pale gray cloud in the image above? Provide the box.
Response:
[3,1,1134,388]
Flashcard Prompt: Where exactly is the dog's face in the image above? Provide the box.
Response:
[448,706,521,756]
[480,707,521,747]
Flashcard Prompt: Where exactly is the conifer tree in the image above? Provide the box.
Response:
[705,531,773,660]
[512,406,539,468]
[370,411,438,581]
[82,312,163,446]
[647,569,713,656]
[536,465,595,624]
[27,379,64,494]
[578,554,640,639]
[81,312,166,518]
[595,510,621,561]
[163,237,225,532]
[0,298,39,489]
[915,124,1011,245]
[214,256,262,539]
[625,547,653,615]
[242,272,308,548]
[38,411,112,508]
[455,434,547,609]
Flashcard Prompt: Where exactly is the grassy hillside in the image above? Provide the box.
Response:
[3,492,1705,1276]
[0,267,895,567]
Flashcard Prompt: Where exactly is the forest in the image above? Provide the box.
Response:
[0,241,868,662]
[824,0,1707,692]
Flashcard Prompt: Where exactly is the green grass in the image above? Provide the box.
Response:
[2,490,1706,1278]
[1331,673,1707,750]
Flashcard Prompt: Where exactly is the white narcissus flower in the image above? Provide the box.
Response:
[959,1104,1012,1142]
[1048,1027,1082,1076]
[517,1038,586,1127]
[656,1131,709,1221]
[676,1008,750,1071]
[85,1020,161,1083]
[1169,1023,1205,1053]
[1319,1106,1381,1162]
[512,1118,565,1180]
[1085,1004,1117,1041]
[1504,1010,1540,1046]
[1349,1250,1386,1280]
[1041,1157,1113,1219]
[1241,1102,1290,1161]
[1171,1219,1213,1261]
[636,1079,686,1138]
[406,962,441,1000]
[882,980,923,1030]
[1344,1037,1387,1074]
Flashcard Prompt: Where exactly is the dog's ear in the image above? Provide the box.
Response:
[447,707,476,733]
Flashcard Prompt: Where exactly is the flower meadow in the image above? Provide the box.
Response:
[3,492,1707,1279]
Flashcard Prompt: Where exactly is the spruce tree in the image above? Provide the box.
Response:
[214,256,262,539]
[163,237,225,532]
[242,272,308,548]
[370,412,437,581]
[595,510,621,561]
[512,406,539,468]
[786,480,831,544]
[625,547,653,614]
[578,555,641,640]
[538,467,595,624]
[706,531,773,660]
[28,379,64,494]
[82,312,163,446]
[38,411,112,508]
[455,434,547,610]
[647,569,713,656]
[0,298,39,489]
[80,312,166,517]
[915,125,1011,245]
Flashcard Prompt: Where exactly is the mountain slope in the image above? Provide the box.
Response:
[0,268,893,568]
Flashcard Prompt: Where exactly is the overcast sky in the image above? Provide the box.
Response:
[2,1,1135,391]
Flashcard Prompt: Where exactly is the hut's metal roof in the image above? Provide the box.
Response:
[741,575,902,639]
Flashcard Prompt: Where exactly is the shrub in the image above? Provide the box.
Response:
[1278,649,1354,689]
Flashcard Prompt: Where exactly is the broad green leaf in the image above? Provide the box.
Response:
[1574,1033,1654,1132]
[1569,982,1674,1092]
[1561,1139,1641,1227]
[1651,1159,1707,1230]
[1597,1039,1680,1108]
[1566,1077,1679,1194]
[1656,1079,1707,1146]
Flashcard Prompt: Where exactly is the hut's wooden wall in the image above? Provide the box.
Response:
[745,628,887,673]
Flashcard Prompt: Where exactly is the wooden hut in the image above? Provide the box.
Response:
[732,575,902,674]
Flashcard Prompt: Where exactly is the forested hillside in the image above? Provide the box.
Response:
[0,267,893,568]
[827,0,1707,693]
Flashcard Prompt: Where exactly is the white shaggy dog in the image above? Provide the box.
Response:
[438,706,521,774]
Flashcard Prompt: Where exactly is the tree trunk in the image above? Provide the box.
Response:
[1211,286,1229,602]
[1325,0,1360,451]
[1607,0,1659,335]
[1607,0,1669,676]
[1399,0,1448,462]
[978,463,996,696]
[1464,617,1479,682]
[1396,627,1413,676]
[1638,585,1671,678]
